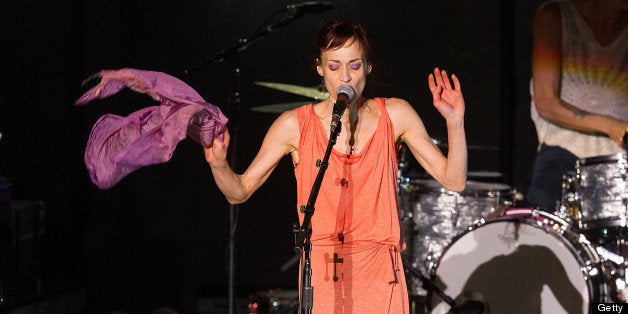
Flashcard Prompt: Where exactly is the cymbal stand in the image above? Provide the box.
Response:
[183,9,308,314]
[293,119,342,314]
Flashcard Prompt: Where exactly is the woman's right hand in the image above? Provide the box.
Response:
[204,129,230,166]
[607,118,627,147]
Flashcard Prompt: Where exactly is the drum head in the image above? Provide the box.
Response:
[430,218,593,313]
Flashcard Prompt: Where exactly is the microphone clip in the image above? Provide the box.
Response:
[330,103,345,135]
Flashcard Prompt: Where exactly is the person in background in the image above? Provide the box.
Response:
[527,0,627,212]
[204,20,467,313]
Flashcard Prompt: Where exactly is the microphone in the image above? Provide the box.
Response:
[287,2,335,14]
[330,85,355,133]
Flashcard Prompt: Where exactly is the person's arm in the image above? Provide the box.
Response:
[204,110,299,204]
[390,68,467,192]
[531,2,625,144]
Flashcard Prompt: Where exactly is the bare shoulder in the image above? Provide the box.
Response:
[382,97,423,141]
[383,97,418,121]
[274,108,299,127]
[267,108,300,153]
[383,97,412,113]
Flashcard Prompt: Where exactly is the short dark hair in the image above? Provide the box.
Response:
[316,20,373,66]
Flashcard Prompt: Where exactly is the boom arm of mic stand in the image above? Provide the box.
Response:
[184,12,305,74]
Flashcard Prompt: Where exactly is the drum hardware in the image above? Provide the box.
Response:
[596,245,625,266]
[597,246,628,303]
[591,227,628,303]
[486,204,511,220]
[557,171,582,226]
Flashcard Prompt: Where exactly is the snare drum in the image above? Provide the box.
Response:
[576,154,628,229]
[430,208,605,314]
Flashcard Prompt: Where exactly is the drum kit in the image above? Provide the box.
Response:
[398,149,628,313]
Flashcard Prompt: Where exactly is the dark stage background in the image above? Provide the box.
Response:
[1,0,546,312]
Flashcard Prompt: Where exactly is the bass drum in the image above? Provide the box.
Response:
[430,208,605,314]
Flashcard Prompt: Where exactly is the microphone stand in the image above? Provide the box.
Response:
[293,120,342,314]
[183,10,307,314]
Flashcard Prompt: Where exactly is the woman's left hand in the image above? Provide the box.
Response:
[428,68,465,127]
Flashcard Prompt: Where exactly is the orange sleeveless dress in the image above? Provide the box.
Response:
[294,98,409,313]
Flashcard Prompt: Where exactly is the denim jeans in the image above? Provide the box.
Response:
[526,144,578,212]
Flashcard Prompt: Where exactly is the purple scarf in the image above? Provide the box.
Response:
[75,68,228,189]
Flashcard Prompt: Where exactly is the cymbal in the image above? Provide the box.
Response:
[432,138,498,150]
[467,171,503,179]
[255,81,329,100]
[252,101,311,113]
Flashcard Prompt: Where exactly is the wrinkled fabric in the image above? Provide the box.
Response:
[530,0,628,158]
[75,68,228,189]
